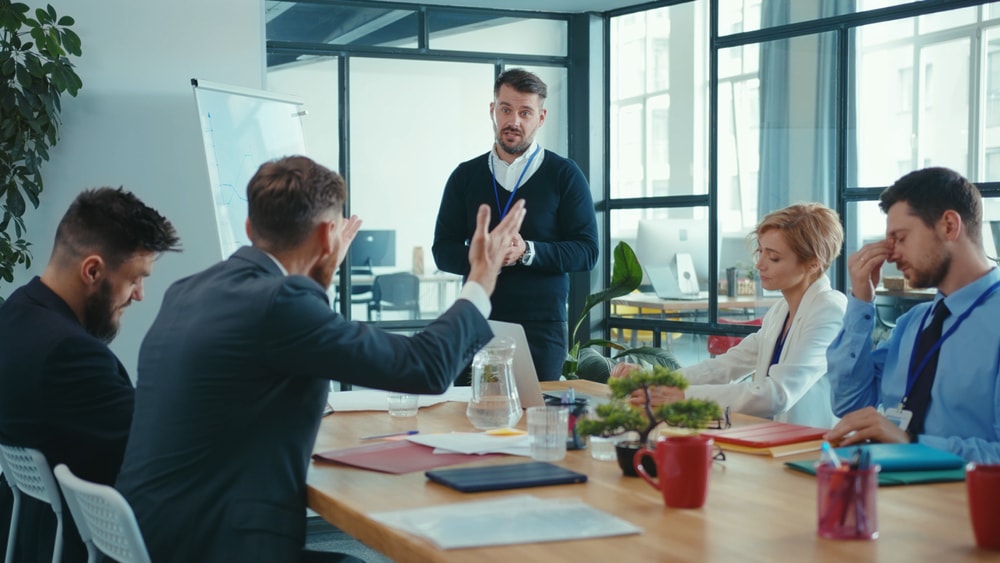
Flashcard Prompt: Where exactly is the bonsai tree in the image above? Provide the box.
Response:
[563,241,669,380]
[577,364,723,445]
[0,1,82,290]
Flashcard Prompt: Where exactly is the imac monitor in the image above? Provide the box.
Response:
[351,230,396,268]
[636,219,709,292]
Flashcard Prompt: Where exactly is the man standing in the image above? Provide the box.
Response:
[0,187,180,562]
[115,156,525,562]
[433,68,599,380]
[825,167,1000,462]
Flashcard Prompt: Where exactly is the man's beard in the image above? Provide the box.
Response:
[83,279,121,344]
[901,246,951,289]
[494,126,531,157]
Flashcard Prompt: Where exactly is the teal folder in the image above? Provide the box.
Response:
[784,443,967,486]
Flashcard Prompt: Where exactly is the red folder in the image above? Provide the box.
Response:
[313,440,505,474]
[702,421,827,448]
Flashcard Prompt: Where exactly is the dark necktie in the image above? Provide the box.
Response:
[905,300,950,435]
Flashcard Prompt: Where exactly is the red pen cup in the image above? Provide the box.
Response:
[967,463,1000,550]
[816,463,880,540]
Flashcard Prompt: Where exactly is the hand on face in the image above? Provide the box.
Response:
[848,239,893,302]
[333,215,363,268]
[823,406,910,446]
[467,201,526,295]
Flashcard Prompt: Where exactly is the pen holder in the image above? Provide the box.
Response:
[544,396,589,450]
[816,463,880,540]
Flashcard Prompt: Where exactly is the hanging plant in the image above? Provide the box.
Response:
[0,1,82,291]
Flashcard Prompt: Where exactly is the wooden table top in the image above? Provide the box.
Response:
[612,292,779,313]
[307,381,988,562]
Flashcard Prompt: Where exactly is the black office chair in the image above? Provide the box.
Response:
[367,272,420,321]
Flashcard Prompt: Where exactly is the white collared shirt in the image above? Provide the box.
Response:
[489,141,544,192]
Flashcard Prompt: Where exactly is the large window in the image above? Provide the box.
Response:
[608,0,1000,368]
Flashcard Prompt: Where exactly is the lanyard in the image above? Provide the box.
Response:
[769,313,791,367]
[902,279,1000,403]
[490,145,540,220]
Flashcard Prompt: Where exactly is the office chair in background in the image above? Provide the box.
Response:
[0,444,64,563]
[368,272,420,321]
[54,464,151,563]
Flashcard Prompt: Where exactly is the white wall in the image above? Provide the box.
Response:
[7,0,265,376]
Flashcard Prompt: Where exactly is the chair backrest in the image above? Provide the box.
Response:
[706,317,763,356]
[53,464,151,563]
[0,445,62,510]
[369,273,421,321]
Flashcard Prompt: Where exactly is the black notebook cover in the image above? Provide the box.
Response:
[425,461,588,493]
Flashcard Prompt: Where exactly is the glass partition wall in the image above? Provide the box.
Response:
[265,2,578,327]
[266,0,1000,372]
[607,0,1000,368]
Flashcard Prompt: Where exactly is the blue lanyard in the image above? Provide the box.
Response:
[769,313,790,367]
[903,279,1000,402]
[490,145,540,220]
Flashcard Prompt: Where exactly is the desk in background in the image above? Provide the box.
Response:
[611,292,779,314]
[332,272,463,318]
[308,381,979,562]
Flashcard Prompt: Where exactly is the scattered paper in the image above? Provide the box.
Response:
[327,386,472,412]
[371,495,642,549]
[407,432,531,457]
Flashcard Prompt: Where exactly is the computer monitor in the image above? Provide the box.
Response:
[636,219,710,288]
[351,230,396,268]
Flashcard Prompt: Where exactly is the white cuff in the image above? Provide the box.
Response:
[458,281,492,319]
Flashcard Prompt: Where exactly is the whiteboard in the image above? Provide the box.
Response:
[191,79,307,259]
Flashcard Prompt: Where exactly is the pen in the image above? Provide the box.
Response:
[820,441,842,468]
[359,430,419,441]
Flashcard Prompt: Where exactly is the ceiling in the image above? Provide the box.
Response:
[265,1,648,67]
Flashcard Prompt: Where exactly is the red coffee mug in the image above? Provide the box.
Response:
[967,463,1000,550]
[634,435,713,508]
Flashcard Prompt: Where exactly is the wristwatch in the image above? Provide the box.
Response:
[519,241,534,266]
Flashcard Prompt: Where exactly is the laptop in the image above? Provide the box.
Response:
[645,265,708,300]
[486,321,546,408]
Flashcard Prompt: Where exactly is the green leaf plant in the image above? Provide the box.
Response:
[576,364,723,446]
[0,1,82,293]
[562,241,643,379]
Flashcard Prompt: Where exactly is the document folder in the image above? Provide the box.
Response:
[784,443,967,486]
[426,461,587,493]
[702,421,828,448]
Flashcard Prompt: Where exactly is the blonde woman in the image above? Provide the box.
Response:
[613,203,847,428]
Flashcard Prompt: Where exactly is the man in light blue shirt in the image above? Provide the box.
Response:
[825,167,1000,463]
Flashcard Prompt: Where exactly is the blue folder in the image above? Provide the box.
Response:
[784,443,967,486]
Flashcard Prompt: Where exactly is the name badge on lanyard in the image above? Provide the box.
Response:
[883,406,913,431]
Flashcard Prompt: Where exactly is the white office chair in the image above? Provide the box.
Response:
[53,464,150,563]
[0,444,63,563]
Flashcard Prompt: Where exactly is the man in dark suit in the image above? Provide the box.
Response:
[0,187,180,562]
[115,156,525,562]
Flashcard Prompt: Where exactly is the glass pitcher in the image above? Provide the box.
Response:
[466,336,522,430]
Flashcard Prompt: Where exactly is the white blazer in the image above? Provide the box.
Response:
[681,275,847,428]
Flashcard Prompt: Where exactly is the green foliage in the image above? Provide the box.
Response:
[0,1,81,294]
[562,241,644,379]
[576,365,723,444]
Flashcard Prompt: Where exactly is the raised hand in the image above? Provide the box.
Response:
[467,201,526,296]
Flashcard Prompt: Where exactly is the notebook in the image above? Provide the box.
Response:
[487,320,546,407]
[645,265,708,300]
[784,444,967,486]
[702,421,828,448]
[425,461,588,493]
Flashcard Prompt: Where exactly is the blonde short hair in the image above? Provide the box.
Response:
[753,203,843,273]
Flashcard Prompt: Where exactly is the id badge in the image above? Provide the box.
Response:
[884,407,913,431]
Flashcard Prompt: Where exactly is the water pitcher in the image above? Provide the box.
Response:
[466,336,522,429]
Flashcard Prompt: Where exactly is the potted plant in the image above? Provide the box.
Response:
[576,365,722,477]
[563,241,676,380]
[0,1,82,293]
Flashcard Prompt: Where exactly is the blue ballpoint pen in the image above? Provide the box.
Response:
[359,430,419,440]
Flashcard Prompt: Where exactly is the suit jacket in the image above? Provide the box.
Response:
[0,277,135,563]
[682,276,847,428]
[116,247,492,562]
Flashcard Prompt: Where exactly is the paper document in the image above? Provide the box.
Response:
[326,387,471,412]
[407,432,532,457]
[370,495,642,549]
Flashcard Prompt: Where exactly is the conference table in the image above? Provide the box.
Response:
[307,381,985,562]
[611,292,780,314]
